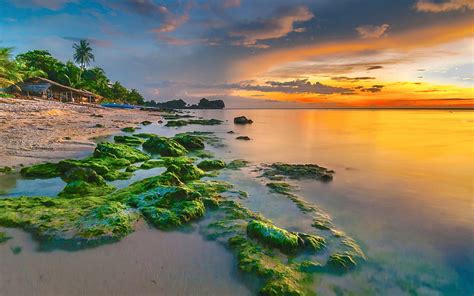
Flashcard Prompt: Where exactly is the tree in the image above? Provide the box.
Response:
[110,81,129,101]
[73,40,94,70]
[0,47,46,89]
[58,61,82,88]
[15,50,61,81]
[125,89,145,105]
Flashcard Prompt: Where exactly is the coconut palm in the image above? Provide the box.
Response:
[0,47,45,89]
[73,40,94,70]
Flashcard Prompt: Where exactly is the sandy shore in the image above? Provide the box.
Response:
[0,97,161,168]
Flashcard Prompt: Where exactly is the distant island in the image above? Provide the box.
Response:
[144,98,225,109]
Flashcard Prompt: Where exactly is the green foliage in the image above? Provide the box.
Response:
[3,46,146,104]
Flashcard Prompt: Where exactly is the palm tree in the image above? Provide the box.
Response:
[73,40,94,70]
[0,47,45,89]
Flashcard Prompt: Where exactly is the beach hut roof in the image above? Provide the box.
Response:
[18,77,100,97]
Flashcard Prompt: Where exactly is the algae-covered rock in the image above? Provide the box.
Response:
[0,166,13,174]
[173,134,205,150]
[0,231,12,243]
[247,220,300,253]
[20,162,60,178]
[266,182,294,194]
[262,163,334,181]
[234,116,253,124]
[143,136,188,157]
[76,202,138,239]
[226,159,249,170]
[166,163,204,181]
[59,180,115,198]
[191,150,214,159]
[298,233,326,251]
[94,142,150,163]
[121,127,136,132]
[135,133,157,139]
[141,120,152,126]
[140,160,165,170]
[327,253,357,272]
[114,135,144,146]
[197,159,226,171]
[165,119,223,127]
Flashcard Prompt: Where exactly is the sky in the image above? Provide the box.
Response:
[1,0,473,108]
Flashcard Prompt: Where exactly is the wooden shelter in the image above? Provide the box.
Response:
[17,77,102,103]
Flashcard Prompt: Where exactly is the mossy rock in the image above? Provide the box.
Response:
[266,182,294,194]
[0,231,12,243]
[327,253,357,272]
[20,162,60,178]
[197,159,226,171]
[59,180,116,198]
[121,127,136,132]
[247,220,300,253]
[143,136,188,157]
[166,163,204,181]
[94,142,150,163]
[165,120,188,127]
[262,163,334,181]
[173,134,205,150]
[0,166,13,174]
[226,159,249,170]
[134,133,157,139]
[114,135,144,146]
[141,120,152,126]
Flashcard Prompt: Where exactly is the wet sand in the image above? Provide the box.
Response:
[0,223,252,296]
[0,97,160,167]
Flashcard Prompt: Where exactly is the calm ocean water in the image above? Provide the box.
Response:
[1,109,473,295]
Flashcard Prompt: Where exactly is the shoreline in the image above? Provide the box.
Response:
[0,97,161,168]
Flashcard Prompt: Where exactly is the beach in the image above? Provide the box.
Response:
[0,108,473,295]
[0,97,159,167]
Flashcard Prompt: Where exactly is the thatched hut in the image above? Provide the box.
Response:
[16,77,102,103]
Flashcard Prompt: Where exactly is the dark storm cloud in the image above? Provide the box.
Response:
[331,76,376,82]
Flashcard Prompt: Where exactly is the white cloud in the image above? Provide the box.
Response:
[356,24,390,39]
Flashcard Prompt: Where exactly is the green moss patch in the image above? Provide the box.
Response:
[261,163,334,181]
[143,136,188,156]
[114,135,145,146]
[197,159,226,171]
[121,127,136,132]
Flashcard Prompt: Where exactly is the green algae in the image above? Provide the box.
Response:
[20,162,60,178]
[266,182,295,194]
[121,127,136,132]
[226,159,249,170]
[165,119,223,127]
[113,135,145,146]
[197,159,226,171]
[0,166,13,174]
[173,134,205,150]
[11,246,22,254]
[143,136,188,156]
[261,163,334,181]
[247,220,300,253]
[94,142,150,163]
[190,150,214,159]
[0,231,12,243]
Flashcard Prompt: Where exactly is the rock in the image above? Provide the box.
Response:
[236,136,251,140]
[173,134,205,150]
[247,220,300,253]
[234,116,253,124]
[121,127,136,132]
[197,159,226,171]
[142,136,188,157]
[227,130,235,134]
[95,123,104,128]
[141,120,152,126]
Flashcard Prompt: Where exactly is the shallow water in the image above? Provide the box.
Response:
[0,109,472,295]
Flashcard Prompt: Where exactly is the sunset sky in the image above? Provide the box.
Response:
[1,0,473,108]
